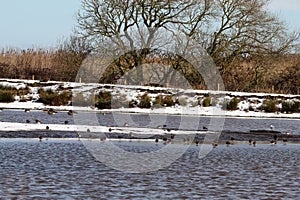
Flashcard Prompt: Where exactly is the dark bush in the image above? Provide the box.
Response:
[163,95,175,107]
[154,95,174,107]
[95,91,112,109]
[281,101,300,113]
[261,99,278,113]
[39,89,71,106]
[154,95,163,106]
[138,93,151,108]
[0,90,15,102]
[202,97,211,107]
[249,105,255,111]
[222,98,240,110]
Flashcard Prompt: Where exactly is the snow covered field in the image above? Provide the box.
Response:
[0,78,299,119]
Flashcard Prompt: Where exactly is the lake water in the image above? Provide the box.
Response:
[1,110,300,199]
[0,109,299,134]
[0,139,299,199]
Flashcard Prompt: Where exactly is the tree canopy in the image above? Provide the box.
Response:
[76,0,299,87]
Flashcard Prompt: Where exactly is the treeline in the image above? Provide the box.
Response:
[0,46,299,94]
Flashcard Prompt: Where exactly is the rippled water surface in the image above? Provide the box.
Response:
[1,139,299,199]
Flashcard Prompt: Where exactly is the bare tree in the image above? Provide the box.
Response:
[203,0,299,73]
[77,0,299,88]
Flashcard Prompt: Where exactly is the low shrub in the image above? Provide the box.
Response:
[138,93,151,108]
[249,105,255,111]
[163,95,175,107]
[261,99,278,113]
[222,98,240,110]
[281,101,300,113]
[95,91,112,109]
[154,95,174,107]
[0,90,15,102]
[39,89,71,106]
[154,95,163,106]
[202,97,211,107]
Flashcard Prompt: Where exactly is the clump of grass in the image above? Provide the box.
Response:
[154,95,164,106]
[0,89,15,102]
[222,98,240,110]
[95,91,112,109]
[260,99,278,113]
[154,95,174,107]
[39,89,71,106]
[138,93,152,108]
[281,100,300,113]
[202,97,211,107]
[249,105,255,111]
[163,95,175,107]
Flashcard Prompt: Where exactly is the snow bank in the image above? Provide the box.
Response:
[0,78,299,119]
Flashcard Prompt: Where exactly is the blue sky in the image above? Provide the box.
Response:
[0,0,81,48]
[0,0,299,49]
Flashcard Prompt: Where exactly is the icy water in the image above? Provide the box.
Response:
[0,139,299,199]
[0,109,299,134]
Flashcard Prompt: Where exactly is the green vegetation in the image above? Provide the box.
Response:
[154,95,175,107]
[202,97,211,107]
[222,98,240,111]
[281,100,300,113]
[0,89,15,103]
[39,89,71,106]
[95,91,112,109]
[261,99,278,113]
[138,93,152,109]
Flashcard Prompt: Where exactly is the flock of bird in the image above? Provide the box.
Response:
[20,108,291,145]
[23,108,77,141]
